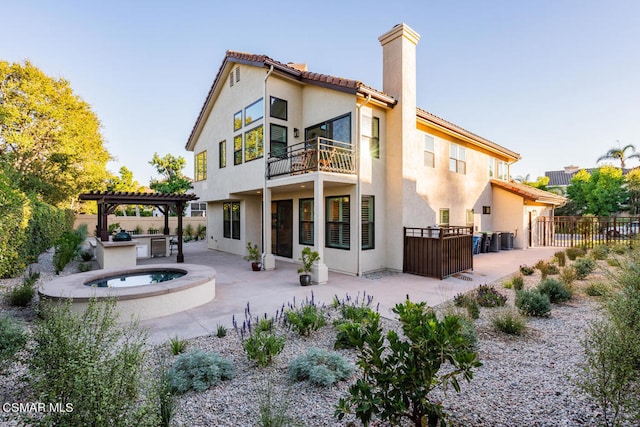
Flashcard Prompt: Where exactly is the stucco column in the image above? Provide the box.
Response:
[313,175,328,284]
[262,187,275,270]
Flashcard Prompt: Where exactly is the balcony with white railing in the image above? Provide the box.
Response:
[266,137,355,179]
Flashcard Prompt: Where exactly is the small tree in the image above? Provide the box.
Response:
[149,153,192,195]
[335,299,481,426]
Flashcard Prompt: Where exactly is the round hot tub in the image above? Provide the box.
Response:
[39,264,216,321]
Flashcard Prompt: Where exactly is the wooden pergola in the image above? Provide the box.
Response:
[79,191,199,263]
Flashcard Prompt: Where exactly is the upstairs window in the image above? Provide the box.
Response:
[306,113,351,144]
[234,111,242,131]
[424,134,435,167]
[219,141,226,168]
[234,135,243,165]
[370,117,380,159]
[195,150,207,181]
[498,161,508,180]
[449,143,466,174]
[439,208,450,226]
[245,98,263,126]
[270,96,287,120]
[270,124,287,157]
[489,157,495,177]
[244,125,264,162]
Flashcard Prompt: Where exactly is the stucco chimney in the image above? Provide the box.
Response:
[379,23,421,271]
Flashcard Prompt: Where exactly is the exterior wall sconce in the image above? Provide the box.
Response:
[294,128,299,138]
[482,206,491,214]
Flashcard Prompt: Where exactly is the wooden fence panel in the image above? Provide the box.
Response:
[403,227,473,279]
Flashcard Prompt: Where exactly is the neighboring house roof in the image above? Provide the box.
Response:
[545,167,631,186]
[185,50,519,162]
[490,179,566,206]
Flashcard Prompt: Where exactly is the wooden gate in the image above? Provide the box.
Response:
[403,226,473,279]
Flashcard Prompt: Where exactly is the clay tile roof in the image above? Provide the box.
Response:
[490,179,566,206]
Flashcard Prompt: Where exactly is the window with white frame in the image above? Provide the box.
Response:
[424,134,435,167]
[439,208,450,226]
[195,150,207,181]
[299,198,314,245]
[449,143,466,174]
[498,161,508,180]
[370,117,379,159]
[489,157,495,177]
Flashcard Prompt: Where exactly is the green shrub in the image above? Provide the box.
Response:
[285,303,326,336]
[591,245,609,260]
[566,247,586,261]
[216,324,227,338]
[256,317,274,333]
[474,284,507,308]
[168,335,188,355]
[257,375,300,427]
[452,292,480,318]
[537,278,572,303]
[554,251,566,267]
[184,224,194,239]
[335,299,482,426]
[519,265,535,276]
[610,243,629,255]
[166,349,234,394]
[584,281,611,297]
[606,257,621,267]
[515,289,551,317]
[0,316,27,370]
[559,266,577,287]
[196,224,206,241]
[52,226,86,274]
[77,262,92,273]
[27,298,154,426]
[5,270,39,307]
[511,274,525,291]
[79,250,93,261]
[243,331,285,368]
[334,303,378,349]
[0,175,29,278]
[574,257,596,279]
[289,348,354,387]
[490,308,527,335]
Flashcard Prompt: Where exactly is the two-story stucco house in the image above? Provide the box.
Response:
[185,23,564,282]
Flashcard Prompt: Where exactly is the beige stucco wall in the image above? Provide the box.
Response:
[74,215,206,236]
[492,187,523,248]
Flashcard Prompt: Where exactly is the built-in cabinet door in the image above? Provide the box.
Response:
[271,200,293,258]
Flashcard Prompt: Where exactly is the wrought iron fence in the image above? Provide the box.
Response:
[266,137,355,178]
[536,216,640,248]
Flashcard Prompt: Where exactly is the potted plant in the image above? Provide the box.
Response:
[244,242,262,271]
[298,247,320,286]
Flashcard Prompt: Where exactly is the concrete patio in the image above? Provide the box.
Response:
[137,241,559,344]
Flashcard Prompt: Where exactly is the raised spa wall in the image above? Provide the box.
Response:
[38,264,216,322]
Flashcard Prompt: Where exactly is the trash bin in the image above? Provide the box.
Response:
[480,233,490,253]
[489,232,501,252]
[472,235,481,255]
[500,232,514,250]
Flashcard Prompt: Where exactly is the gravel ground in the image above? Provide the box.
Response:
[0,249,632,426]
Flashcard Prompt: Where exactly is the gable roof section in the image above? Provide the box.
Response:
[490,179,566,206]
[185,50,519,162]
[417,108,520,161]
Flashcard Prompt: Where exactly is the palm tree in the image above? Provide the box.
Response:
[597,142,640,169]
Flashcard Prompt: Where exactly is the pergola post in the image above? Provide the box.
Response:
[176,201,185,263]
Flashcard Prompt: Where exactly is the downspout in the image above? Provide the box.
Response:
[262,65,274,267]
[356,94,371,277]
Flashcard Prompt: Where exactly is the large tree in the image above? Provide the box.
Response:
[148,152,191,194]
[566,166,628,216]
[597,143,640,169]
[0,60,111,207]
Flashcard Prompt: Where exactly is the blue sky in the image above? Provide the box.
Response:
[2,0,639,185]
